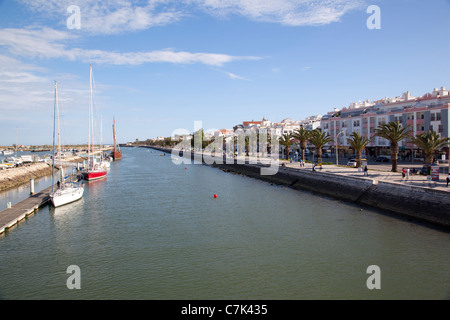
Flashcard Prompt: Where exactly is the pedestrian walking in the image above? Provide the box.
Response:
[402,168,406,178]
[364,165,368,176]
[406,168,410,180]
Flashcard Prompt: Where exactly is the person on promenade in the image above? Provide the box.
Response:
[447,173,450,187]
[406,168,410,180]
[402,168,406,179]
[363,165,368,176]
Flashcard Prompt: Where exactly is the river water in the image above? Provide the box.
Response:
[0,147,449,300]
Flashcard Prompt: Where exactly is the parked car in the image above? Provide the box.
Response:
[375,156,389,162]
[322,153,331,158]
[347,160,357,167]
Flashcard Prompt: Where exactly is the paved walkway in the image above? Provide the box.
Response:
[280,160,450,192]
[165,149,450,192]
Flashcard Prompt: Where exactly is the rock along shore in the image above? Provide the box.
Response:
[0,155,85,193]
[0,163,54,192]
[148,146,450,231]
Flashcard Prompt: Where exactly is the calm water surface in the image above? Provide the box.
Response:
[0,147,449,299]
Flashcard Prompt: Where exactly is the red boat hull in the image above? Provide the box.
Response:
[82,169,107,181]
[111,149,122,161]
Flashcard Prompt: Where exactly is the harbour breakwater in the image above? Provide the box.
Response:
[148,146,450,230]
[0,163,53,192]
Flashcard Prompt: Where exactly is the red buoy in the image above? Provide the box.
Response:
[185,167,187,170]
[214,194,217,198]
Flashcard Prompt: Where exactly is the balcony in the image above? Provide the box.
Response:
[416,118,424,125]
[406,119,414,125]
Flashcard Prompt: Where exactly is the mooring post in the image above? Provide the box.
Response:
[30,178,35,195]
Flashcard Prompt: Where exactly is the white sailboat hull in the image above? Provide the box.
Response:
[50,185,84,207]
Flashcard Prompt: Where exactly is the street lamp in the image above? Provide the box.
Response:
[336,130,344,166]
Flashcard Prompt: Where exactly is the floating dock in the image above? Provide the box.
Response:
[0,185,52,234]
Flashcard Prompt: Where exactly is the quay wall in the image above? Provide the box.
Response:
[0,163,53,193]
[147,146,450,229]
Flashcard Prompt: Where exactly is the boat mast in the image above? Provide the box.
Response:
[89,64,93,167]
[56,81,63,184]
[52,81,57,193]
[113,116,117,150]
[90,65,96,165]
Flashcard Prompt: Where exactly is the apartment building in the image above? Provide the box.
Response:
[320,87,450,159]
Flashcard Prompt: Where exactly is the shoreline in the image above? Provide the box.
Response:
[0,163,53,193]
[148,146,450,231]
[0,155,85,193]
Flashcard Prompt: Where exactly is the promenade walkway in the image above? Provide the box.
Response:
[151,147,450,192]
[280,160,450,192]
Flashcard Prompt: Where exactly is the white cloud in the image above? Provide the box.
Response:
[18,0,184,35]
[0,27,260,66]
[17,0,366,35]
[225,71,250,81]
[191,0,365,26]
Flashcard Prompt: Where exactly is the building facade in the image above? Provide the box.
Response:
[320,87,450,159]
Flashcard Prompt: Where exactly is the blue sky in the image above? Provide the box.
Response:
[1,0,450,145]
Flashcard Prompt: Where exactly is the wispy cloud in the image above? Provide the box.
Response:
[17,0,366,35]
[18,0,184,35]
[0,27,261,66]
[189,0,365,26]
[225,71,250,81]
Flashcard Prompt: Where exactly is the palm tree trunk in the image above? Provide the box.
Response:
[356,150,362,167]
[316,149,322,162]
[425,153,433,164]
[391,142,398,172]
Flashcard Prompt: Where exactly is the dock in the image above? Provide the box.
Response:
[0,185,52,234]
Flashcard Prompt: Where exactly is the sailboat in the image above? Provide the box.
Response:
[50,81,84,207]
[110,116,122,161]
[82,65,107,181]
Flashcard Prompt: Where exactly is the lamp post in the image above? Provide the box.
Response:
[336,130,344,166]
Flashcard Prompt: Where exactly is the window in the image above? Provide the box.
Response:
[431,113,435,121]
[393,116,402,124]
[438,125,444,133]
[436,112,441,121]
[353,120,360,127]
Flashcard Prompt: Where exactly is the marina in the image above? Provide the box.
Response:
[1,1,450,305]
[0,147,449,300]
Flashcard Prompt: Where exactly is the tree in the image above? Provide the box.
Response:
[374,121,411,172]
[308,129,333,161]
[411,130,449,164]
[346,132,371,167]
[292,126,311,163]
[278,133,294,160]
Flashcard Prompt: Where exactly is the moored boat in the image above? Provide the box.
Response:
[50,81,84,207]
[110,116,122,161]
[82,65,107,181]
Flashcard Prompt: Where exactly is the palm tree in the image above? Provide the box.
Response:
[292,126,311,163]
[374,121,411,172]
[308,129,333,161]
[411,130,449,164]
[346,132,371,167]
[279,133,294,160]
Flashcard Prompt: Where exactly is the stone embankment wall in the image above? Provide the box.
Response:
[147,146,450,229]
[0,163,53,192]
